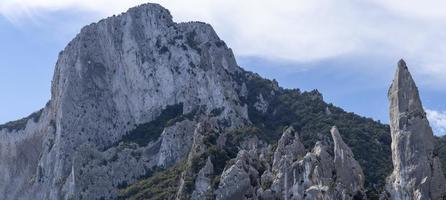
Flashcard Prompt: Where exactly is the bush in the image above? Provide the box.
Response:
[0,109,43,132]
[244,73,392,193]
[121,104,183,146]
[118,160,186,200]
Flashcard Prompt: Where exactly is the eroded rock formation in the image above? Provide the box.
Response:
[0,4,248,199]
[216,126,366,200]
[385,60,446,200]
[2,2,445,200]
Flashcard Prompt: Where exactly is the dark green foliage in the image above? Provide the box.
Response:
[211,176,221,190]
[121,104,184,146]
[186,126,245,194]
[190,153,209,174]
[186,30,201,53]
[261,178,273,190]
[165,106,203,127]
[159,46,169,54]
[214,40,225,48]
[0,109,43,132]
[118,71,408,199]
[244,72,392,195]
[210,107,225,117]
[118,160,186,200]
[435,136,446,175]
[208,147,231,174]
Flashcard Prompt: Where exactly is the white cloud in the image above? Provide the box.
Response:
[1,0,446,87]
[426,109,446,136]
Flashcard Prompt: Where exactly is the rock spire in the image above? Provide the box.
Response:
[386,59,446,200]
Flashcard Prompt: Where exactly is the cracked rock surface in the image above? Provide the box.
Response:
[385,60,446,200]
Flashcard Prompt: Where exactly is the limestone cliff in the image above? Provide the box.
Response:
[0,3,248,199]
[3,3,441,200]
[385,60,446,200]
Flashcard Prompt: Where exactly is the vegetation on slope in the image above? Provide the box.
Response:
[118,160,186,200]
[435,136,446,175]
[121,104,184,146]
[241,71,392,198]
[119,70,402,199]
[0,109,43,132]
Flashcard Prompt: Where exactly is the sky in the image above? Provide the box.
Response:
[0,0,445,135]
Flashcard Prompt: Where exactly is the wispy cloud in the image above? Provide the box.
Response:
[426,109,446,136]
[1,0,446,88]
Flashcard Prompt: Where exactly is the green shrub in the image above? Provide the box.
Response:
[0,109,43,132]
[118,160,186,200]
[244,73,392,194]
[121,104,183,146]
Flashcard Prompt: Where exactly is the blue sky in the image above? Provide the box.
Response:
[0,0,445,135]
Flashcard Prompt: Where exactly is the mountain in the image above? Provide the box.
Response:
[0,3,444,200]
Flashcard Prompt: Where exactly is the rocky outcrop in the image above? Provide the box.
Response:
[191,157,214,199]
[216,126,366,200]
[215,150,260,200]
[0,3,248,200]
[386,59,446,200]
[3,2,443,200]
[272,126,306,170]
[331,126,365,198]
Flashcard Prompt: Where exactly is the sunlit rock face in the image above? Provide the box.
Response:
[216,126,366,200]
[3,2,444,200]
[0,3,248,200]
[386,60,446,200]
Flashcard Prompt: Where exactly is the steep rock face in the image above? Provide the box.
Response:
[0,3,248,200]
[0,105,54,200]
[386,60,446,200]
[272,126,306,169]
[4,3,437,200]
[191,157,214,200]
[215,150,260,200]
[331,126,365,197]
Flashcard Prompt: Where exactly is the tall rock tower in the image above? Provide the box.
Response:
[386,59,446,200]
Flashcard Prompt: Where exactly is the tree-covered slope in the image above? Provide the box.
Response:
[120,69,394,199]
[241,70,392,197]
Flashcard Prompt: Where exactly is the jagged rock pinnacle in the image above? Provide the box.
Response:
[389,58,423,117]
[331,126,366,199]
[386,60,446,200]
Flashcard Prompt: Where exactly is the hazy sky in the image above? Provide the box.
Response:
[1,0,445,135]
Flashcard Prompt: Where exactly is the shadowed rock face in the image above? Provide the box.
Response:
[386,60,446,200]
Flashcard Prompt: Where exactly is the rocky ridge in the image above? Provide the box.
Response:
[0,3,445,200]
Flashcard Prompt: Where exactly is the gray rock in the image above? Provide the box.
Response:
[254,93,269,114]
[191,157,214,200]
[386,59,446,200]
[3,2,435,200]
[215,150,258,200]
[219,126,366,200]
[268,126,366,200]
[0,3,248,200]
[331,126,365,198]
[157,120,197,167]
[272,126,306,170]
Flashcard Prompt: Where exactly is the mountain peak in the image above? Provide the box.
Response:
[386,60,446,199]
[397,58,407,69]
[126,3,173,21]
[389,59,423,116]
